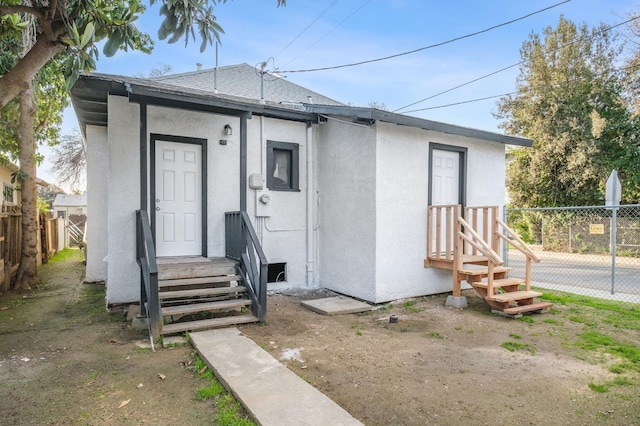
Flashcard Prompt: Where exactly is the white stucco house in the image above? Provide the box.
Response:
[52,193,87,218]
[71,63,532,310]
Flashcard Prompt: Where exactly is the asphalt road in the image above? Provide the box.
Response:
[505,250,640,299]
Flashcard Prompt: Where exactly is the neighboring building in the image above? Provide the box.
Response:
[1,161,51,210]
[71,63,532,306]
[52,193,87,218]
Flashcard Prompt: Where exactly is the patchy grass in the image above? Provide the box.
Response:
[541,293,640,331]
[576,331,640,374]
[47,248,81,264]
[509,333,522,339]
[428,331,443,339]
[501,341,536,354]
[191,352,256,426]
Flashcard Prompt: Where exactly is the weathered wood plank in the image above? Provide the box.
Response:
[159,286,247,299]
[161,299,251,316]
[159,275,241,287]
[162,314,259,335]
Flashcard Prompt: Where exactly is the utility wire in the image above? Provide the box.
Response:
[280,0,372,70]
[394,15,640,113]
[273,0,341,59]
[277,0,571,74]
[402,62,640,114]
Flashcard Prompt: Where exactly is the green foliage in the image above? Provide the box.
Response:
[191,352,256,425]
[501,341,536,354]
[497,17,640,207]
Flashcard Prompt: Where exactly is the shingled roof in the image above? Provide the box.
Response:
[151,63,344,107]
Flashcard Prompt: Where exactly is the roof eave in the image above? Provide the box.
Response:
[307,104,533,147]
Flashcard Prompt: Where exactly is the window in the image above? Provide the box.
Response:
[267,140,299,191]
[3,183,14,204]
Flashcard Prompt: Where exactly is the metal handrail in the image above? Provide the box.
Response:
[135,210,160,339]
[225,211,268,321]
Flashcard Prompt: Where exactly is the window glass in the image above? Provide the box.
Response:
[272,149,291,186]
[267,140,299,191]
[3,184,13,204]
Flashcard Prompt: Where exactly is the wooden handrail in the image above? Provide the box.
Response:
[496,217,540,262]
[458,217,503,265]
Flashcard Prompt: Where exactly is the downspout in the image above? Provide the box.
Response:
[306,122,314,288]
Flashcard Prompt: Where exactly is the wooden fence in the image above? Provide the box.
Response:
[0,212,62,292]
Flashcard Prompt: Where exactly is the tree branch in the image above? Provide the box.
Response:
[0,33,65,108]
[0,5,47,22]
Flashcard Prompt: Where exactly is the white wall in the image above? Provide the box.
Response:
[85,125,108,283]
[373,123,507,302]
[246,116,311,291]
[317,118,377,301]
[147,106,240,257]
[106,96,140,304]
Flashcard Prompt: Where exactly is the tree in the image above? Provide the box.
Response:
[50,130,86,192]
[496,17,640,207]
[0,0,286,288]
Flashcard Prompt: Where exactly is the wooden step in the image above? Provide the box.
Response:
[460,266,512,276]
[159,275,241,288]
[471,278,524,288]
[158,259,238,280]
[486,290,542,303]
[462,254,490,264]
[503,302,553,315]
[162,314,259,335]
[159,286,247,300]
[161,299,251,316]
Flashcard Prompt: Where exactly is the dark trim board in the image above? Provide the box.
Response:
[150,134,208,257]
[428,143,467,208]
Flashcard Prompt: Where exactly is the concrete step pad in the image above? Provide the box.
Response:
[190,328,363,426]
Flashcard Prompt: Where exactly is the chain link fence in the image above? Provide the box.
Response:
[505,205,640,303]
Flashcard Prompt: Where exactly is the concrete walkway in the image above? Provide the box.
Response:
[190,328,363,426]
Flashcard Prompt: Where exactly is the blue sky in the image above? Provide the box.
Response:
[45,0,640,188]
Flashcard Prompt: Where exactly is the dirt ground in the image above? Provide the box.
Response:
[1,250,638,425]
[240,292,640,426]
[0,250,217,425]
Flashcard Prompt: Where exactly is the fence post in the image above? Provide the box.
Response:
[611,205,617,295]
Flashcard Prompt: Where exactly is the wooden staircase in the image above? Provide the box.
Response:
[425,205,552,317]
[156,257,259,335]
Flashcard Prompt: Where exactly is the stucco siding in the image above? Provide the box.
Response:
[85,125,108,283]
[106,95,140,305]
[374,122,434,302]
[317,119,377,301]
[373,123,507,302]
[246,116,311,291]
[147,106,240,257]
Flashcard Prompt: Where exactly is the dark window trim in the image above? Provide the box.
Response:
[267,140,300,192]
[150,133,208,257]
[428,143,467,209]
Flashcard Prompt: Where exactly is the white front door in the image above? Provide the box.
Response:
[431,149,461,253]
[431,149,460,206]
[155,140,202,257]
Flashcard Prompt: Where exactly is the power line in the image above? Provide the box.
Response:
[273,0,341,60]
[277,0,571,74]
[279,0,372,70]
[394,15,640,113]
[402,62,640,114]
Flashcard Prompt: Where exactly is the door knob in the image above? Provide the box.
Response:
[156,206,160,211]
[156,198,160,202]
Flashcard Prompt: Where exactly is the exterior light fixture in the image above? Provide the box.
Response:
[224,124,232,136]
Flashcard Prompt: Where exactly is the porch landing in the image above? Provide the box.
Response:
[191,328,363,426]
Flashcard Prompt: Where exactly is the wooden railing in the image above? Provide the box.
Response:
[225,211,267,322]
[426,204,460,266]
[135,210,161,338]
[427,205,540,297]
